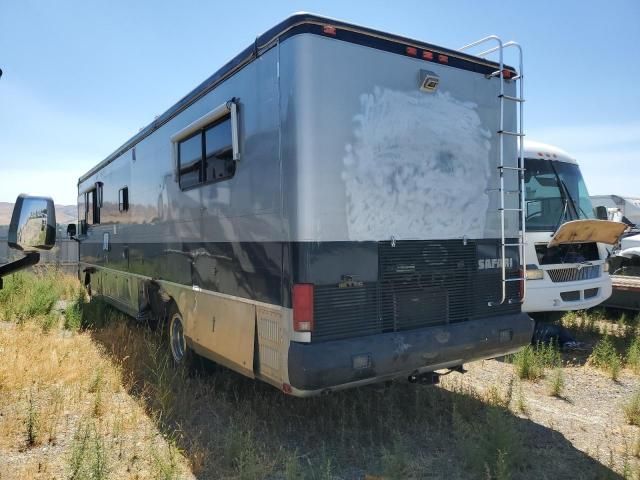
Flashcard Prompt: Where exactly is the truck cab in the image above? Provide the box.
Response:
[522,140,616,315]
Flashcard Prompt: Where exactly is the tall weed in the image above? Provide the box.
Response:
[590,336,623,380]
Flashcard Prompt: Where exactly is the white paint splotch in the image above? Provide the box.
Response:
[342,88,492,241]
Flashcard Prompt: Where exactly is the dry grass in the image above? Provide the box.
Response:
[0,273,192,479]
[0,271,637,479]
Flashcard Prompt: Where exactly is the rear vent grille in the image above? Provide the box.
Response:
[312,240,520,342]
[547,265,600,283]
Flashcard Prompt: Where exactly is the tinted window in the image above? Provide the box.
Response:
[86,191,94,225]
[178,133,203,189]
[204,117,235,182]
[86,190,99,225]
[119,187,129,212]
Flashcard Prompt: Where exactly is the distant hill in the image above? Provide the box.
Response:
[0,202,76,226]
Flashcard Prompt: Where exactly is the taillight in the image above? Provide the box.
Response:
[293,284,314,332]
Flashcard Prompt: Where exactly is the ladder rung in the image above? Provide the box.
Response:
[498,130,525,137]
[499,94,525,102]
[503,243,524,247]
[503,278,525,283]
[486,189,519,193]
[498,208,522,212]
[498,166,525,171]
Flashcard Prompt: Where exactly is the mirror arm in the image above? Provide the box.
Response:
[0,252,41,290]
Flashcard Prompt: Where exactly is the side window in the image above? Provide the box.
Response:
[86,191,94,225]
[118,187,129,212]
[175,100,239,190]
[205,116,235,182]
[178,133,203,189]
[85,189,100,225]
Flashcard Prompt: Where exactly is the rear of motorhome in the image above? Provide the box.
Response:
[522,141,624,316]
[74,13,532,396]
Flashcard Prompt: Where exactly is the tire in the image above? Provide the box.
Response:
[166,302,193,368]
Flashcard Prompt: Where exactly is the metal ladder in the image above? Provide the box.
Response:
[459,36,526,306]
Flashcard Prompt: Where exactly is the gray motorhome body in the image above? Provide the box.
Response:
[76,14,532,396]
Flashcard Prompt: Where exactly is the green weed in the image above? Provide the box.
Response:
[590,336,623,380]
[25,387,40,447]
[512,342,561,381]
[380,434,410,480]
[67,421,109,480]
[624,391,640,426]
[627,336,640,374]
[547,368,565,398]
[453,403,523,479]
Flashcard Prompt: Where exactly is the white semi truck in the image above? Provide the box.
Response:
[521,140,625,319]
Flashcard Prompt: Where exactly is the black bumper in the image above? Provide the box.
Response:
[288,312,533,392]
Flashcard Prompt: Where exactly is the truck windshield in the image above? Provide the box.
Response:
[524,158,594,232]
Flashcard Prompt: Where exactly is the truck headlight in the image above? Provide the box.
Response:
[525,266,544,280]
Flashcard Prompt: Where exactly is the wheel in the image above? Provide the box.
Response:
[166,303,192,367]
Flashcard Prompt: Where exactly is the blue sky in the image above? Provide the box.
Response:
[1,0,638,205]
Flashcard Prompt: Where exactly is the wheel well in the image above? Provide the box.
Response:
[140,280,174,327]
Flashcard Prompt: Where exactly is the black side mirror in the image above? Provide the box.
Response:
[67,223,77,238]
[594,205,608,221]
[8,194,56,251]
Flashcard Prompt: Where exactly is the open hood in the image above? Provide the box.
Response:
[548,219,627,247]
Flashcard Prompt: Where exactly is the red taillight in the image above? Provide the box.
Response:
[438,54,448,63]
[422,50,434,60]
[293,283,314,332]
[502,69,513,79]
[406,46,418,57]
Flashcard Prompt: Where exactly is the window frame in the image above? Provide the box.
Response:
[84,188,99,226]
[172,99,240,191]
[118,186,129,212]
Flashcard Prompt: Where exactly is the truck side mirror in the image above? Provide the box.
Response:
[67,223,77,238]
[8,194,56,251]
[594,205,608,221]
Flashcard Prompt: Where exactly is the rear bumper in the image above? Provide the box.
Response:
[287,312,533,396]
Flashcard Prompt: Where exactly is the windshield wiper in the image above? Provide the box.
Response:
[549,163,571,233]
[548,162,591,221]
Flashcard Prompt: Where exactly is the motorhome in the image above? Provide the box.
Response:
[522,141,625,318]
[73,13,532,396]
[591,195,640,227]
[590,195,640,311]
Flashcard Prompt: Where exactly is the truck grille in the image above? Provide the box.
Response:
[312,240,520,342]
[547,265,600,283]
